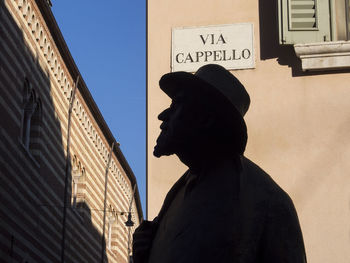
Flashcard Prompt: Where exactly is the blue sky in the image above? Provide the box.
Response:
[51,2,146,213]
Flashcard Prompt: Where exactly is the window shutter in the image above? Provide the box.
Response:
[279,0,332,44]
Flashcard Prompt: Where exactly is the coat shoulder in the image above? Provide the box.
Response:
[241,156,295,208]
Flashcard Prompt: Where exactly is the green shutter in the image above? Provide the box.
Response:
[289,0,317,30]
[279,0,332,44]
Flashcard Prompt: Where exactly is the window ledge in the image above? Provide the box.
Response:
[294,41,350,71]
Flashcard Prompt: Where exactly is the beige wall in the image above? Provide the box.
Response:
[148,0,350,262]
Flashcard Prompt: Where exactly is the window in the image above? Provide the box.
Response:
[71,156,86,209]
[279,0,350,70]
[71,157,80,207]
[333,0,350,40]
[279,0,331,44]
[107,215,116,249]
[279,0,350,43]
[21,79,42,158]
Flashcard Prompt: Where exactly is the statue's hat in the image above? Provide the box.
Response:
[159,64,250,154]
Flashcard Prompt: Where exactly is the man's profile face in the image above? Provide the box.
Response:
[153,91,204,158]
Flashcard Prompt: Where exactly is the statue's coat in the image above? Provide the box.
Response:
[147,156,306,263]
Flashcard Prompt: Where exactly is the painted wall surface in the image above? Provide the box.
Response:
[147,0,350,262]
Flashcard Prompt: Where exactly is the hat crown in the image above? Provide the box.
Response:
[195,64,250,117]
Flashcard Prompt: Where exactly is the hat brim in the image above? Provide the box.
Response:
[159,71,248,154]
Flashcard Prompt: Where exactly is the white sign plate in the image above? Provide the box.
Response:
[172,23,255,72]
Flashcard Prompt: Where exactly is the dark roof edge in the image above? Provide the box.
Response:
[35,0,143,220]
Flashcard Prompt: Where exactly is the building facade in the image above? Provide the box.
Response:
[147,0,350,262]
[0,0,142,262]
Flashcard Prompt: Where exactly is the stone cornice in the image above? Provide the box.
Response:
[294,41,350,71]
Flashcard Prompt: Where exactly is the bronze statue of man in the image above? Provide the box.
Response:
[133,64,307,263]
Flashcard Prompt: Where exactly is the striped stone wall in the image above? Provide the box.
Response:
[0,0,141,262]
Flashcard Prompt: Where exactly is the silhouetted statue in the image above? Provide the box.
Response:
[133,64,307,263]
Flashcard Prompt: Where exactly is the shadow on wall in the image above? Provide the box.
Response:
[68,202,109,263]
[258,0,350,77]
[0,1,108,262]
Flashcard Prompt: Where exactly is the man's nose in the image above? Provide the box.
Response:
[158,108,170,121]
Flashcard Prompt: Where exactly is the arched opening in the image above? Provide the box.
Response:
[21,79,42,160]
